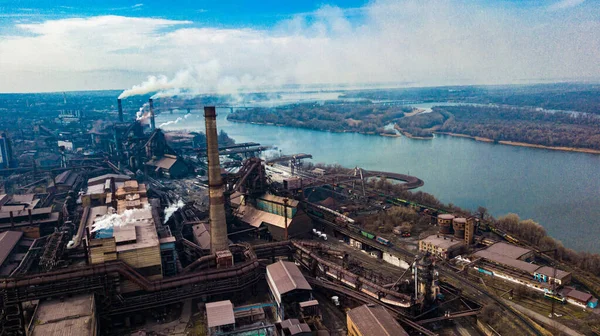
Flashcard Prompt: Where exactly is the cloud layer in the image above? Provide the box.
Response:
[0,0,598,93]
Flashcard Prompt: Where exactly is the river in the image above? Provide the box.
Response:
[156,108,600,253]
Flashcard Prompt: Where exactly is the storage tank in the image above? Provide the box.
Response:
[437,214,455,234]
[453,217,467,239]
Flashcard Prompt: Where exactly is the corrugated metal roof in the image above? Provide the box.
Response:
[0,231,23,265]
[206,300,235,328]
[562,287,593,303]
[266,260,311,297]
[474,250,540,274]
[146,156,178,169]
[347,304,408,336]
[485,242,532,260]
[237,205,286,228]
[534,266,570,281]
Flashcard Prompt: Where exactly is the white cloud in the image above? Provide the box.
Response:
[0,0,598,93]
[548,0,586,11]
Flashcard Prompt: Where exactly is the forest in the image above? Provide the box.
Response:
[227,102,412,134]
[436,105,600,150]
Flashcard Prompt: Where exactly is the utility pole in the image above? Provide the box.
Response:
[283,198,289,240]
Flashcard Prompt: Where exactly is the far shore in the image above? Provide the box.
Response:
[436,132,600,154]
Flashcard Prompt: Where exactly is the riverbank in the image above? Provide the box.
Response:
[231,119,401,138]
[394,124,434,140]
[436,132,600,154]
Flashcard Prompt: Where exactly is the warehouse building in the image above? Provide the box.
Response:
[0,194,60,238]
[560,287,598,309]
[206,300,236,335]
[418,234,464,259]
[236,194,311,241]
[347,304,408,336]
[473,243,571,288]
[145,154,189,179]
[266,260,312,320]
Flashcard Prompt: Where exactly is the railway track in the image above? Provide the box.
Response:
[309,214,545,335]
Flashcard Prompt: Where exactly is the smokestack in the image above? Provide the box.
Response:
[117,99,123,122]
[148,98,155,130]
[204,106,228,253]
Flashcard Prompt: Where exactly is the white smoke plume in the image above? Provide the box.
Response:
[158,113,191,128]
[91,204,151,233]
[164,199,185,224]
[135,102,150,121]
[119,60,279,100]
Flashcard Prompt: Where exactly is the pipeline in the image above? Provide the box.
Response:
[181,255,216,274]
[0,259,259,292]
[292,241,412,306]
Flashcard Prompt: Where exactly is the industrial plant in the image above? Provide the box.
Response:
[0,93,596,336]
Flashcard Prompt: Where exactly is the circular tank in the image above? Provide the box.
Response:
[453,217,467,239]
[437,214,455,234]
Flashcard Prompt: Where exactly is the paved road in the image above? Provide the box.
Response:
[502,299,584,336]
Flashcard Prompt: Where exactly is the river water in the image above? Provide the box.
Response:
[156,108,600,253]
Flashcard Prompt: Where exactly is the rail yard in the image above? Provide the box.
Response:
[0,95,598,336]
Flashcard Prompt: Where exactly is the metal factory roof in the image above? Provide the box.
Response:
[146,155,178,170]
[237,204,286,228]
[484,242,532,260]
[206,300,235,328]
[421,235,464,250]
[192,223,211,250]
[438,214,455,220]
[347,304,408,336]
[534,266,571,281]
[31,294,95,336]
[266,260,312,298]
[474,250,540,274]
[87,174,130,186]
[0,231,23,265]
[561,286,593,303]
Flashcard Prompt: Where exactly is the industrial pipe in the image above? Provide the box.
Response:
[149,98,155,130]
[204,106,229,253]
[117,98,123,122]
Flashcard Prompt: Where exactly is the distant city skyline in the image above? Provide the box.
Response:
[0,0,599,93]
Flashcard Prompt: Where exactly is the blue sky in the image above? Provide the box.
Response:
[0,0,598,93]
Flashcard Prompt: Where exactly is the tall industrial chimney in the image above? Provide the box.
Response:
[148,98,156,130]
[117,99,123,122]
[204,106,229,253]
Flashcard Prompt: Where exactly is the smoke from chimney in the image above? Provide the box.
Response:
[117,98,123,122]
[148,98,155,130]
[204,106,228,253]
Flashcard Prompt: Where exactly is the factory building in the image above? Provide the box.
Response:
[145,154,188,179]
[473,242,571,288]
[0,133,16,169]
[0,231,32,275]
[266,260,313,320]
[53,169,83,192]
[236,194,311,241]
[347,304,408,336]
[86,179,164,292]
[560,287,598,309]
[0,194,60,238]
[206,300,236,335]
[28,294,97,336]
[419,234,464,259]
